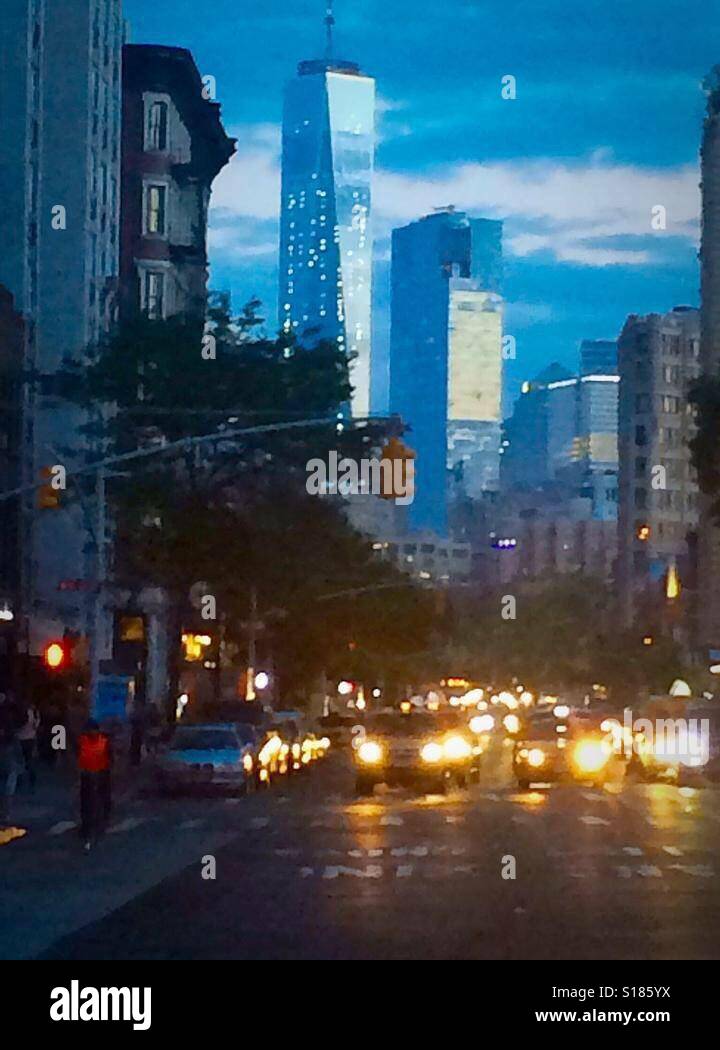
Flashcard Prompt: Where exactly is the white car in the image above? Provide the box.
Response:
[157,723,259,795]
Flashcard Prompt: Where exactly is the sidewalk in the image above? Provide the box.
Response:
[3,755,150,836]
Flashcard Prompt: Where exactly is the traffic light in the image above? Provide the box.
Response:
[43,640,67,670]
[37,466,61,509]
[379,436,416,500]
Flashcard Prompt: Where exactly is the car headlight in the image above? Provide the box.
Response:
[357,740,383,765]
[553,704,570,719]
[243,754,254,773]
[527,747,545,768]
[444,735,472,760]
[421,742,444,764]
[469,714,494,734]
[503,714,520,734]
[572,738,611,774]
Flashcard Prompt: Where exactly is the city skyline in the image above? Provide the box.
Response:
[126,0,713,408]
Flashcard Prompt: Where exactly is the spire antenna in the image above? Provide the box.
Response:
[325,1,335,60]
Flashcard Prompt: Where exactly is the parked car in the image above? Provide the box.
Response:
[157,722,260,795]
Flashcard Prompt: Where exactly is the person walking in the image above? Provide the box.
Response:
[17,702,40,792]
[77,719,112,852]
[0,691,23,827]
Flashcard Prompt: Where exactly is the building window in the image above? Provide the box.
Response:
[145,184,167,236]
[635,456,647,477]
[634,488,647,509]
[147,101,168,151]
[142,271,165,319]
[635,424,647,447]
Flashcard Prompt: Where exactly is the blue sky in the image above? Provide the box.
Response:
[125,0,718,410]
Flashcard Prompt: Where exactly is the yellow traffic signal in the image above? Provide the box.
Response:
[37,466,61,509]
[379,436,416,500]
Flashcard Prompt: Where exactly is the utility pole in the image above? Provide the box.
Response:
[245,586,258,702]
[89,467,106,717]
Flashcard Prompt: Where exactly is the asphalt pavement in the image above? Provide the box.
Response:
[2,741,719,960]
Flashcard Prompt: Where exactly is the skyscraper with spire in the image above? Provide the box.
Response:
[278,1,375,416]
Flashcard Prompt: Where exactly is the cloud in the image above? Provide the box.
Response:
[209,123,700,270]
[374,157,699,237]
[210,123,281,222]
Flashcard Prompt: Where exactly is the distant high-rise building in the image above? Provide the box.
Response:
[278,5,375,416]
[500,363,574,490]
[698,67,720,651]
[120,45,235,321]
[389,209,503,535]
[0,0,124,650]
[579,339,618,377]
[617,307,700,630]
[503,345,618,523]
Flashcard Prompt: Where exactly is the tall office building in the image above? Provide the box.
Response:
[389,209,503,535]
[278,4,375,416]
[0,0,124,649]
[698,67,720,651]
[0,287,24,688]
[617,308,700,630]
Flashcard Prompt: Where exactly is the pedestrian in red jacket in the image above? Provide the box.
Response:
[77,720,112,852]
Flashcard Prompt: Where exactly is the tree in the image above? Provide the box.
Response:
[60,296,430,700]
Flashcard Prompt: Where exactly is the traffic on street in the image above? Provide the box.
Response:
[3,687,720,962]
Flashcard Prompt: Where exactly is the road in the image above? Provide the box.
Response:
[2,742,719,960]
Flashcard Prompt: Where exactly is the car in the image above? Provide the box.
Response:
[318,712,356,747]
[513,716,567,788]
[514,711,619,789]
[353,710,479,795]
[157,722,260,795]
[630,701,720,784]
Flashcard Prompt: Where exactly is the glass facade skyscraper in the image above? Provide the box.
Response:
[279,54,375,416]
[389,209,504,535]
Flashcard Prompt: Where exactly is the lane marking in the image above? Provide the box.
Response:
[322,865,383,879]
[48,820,77,836]
[667,863,714,877]
[622,846,644,856]
[396,865,413,878]
[579,816,610,826]
[0,826,27,846]
[249,817,269,829]
[380,816,403,826]
[662,845,683,857]
[107,817,150,835]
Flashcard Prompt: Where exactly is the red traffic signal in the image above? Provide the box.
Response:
[43,641,67,670]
